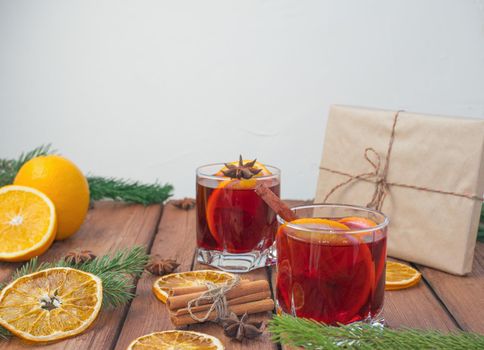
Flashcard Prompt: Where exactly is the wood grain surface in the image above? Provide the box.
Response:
[0,200,483,350]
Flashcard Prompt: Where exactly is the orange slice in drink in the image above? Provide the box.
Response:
[152,270,236,303]
[385,261,422,291]
[279,218,374,324]
[205,160,273,249]
[338,216,386,287]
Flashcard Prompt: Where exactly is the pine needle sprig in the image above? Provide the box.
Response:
[0,145,173,205]
[1,246,149,308]
[0,247,149,339]
[87,176,173,205]
[0,327,10,341]
[269,315,484,350]
[0,144,55,186]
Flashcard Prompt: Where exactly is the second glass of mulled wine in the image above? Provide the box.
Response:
[276,204,389,326]
[196,158,281,272]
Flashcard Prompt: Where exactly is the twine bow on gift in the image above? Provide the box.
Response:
[320,110,484,210]
[186,275,241,322]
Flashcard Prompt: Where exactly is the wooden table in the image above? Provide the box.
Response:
[0,200,483,349]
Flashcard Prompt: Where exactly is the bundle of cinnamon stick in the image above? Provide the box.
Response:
[167,280,274,326]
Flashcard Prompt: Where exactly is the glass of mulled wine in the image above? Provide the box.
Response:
[276,204,389,326]
[196,159,280,272]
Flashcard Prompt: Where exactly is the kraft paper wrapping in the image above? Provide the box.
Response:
[315,105,484,275]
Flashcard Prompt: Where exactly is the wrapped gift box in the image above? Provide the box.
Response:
[315,105,484,275]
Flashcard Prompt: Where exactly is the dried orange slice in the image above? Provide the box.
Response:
[0,185,57,262]
[152,270,235,303]
[127,330,224,350]
[385,261,422,290]
[0,267,103,342]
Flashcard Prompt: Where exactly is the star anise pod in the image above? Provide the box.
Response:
[222,155,262,180]
[220,312,265,341]
[145,255,180,275]
[63,249,96,265]
[171,198,196,210]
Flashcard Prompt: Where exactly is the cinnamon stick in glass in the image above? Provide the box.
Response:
[170,299,275,327]
[254,183,298,222]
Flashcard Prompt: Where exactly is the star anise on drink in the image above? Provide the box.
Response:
[63,249,96,265]
[171,198,196,210]
[222,156,262,180]
[145,255,180,275]
[220,312,265,341]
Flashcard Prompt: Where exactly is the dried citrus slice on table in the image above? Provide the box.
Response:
[152,270,235,303]
[127,330,224,350]
[385,261,422,290]
[0,267,103,342]
[0,185,57,262]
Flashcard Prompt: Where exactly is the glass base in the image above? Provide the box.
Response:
[197,246,276,273]
[275,302,385,328]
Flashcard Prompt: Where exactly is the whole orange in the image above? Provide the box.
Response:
[14,155,89,240]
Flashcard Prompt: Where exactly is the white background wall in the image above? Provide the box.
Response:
[1,0,484,199]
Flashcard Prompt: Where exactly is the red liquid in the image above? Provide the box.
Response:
[196,179,280,253]
[276,223,387,325]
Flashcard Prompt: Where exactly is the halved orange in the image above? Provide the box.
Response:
[127,330,224,350]
[385,261,422,291]
[0,185,57,262]
[152,270,236,303]
[0,267,103,342]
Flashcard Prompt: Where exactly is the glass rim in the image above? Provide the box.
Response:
[276,203,389,234]
[196,162,281,181]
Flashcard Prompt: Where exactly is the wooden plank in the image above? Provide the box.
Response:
[114,202,198,350]
[0,201,162,350]
[384,276,458,331]
[416,242,484,334]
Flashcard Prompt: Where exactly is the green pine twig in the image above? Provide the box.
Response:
[87,176,173,205]
[269,315,484,350]
[0,144,173,205]
[0,246,149,339]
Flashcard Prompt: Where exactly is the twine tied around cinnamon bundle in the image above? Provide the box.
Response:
[186,275,241,323]
[320,110,484,211]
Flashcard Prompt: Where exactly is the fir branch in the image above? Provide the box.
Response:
[87,176,173,205]
[0,144,55,186]
[0,327,10,341]
[0,144,173,205]
[269,315,484,350]
[2,246,149,309]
